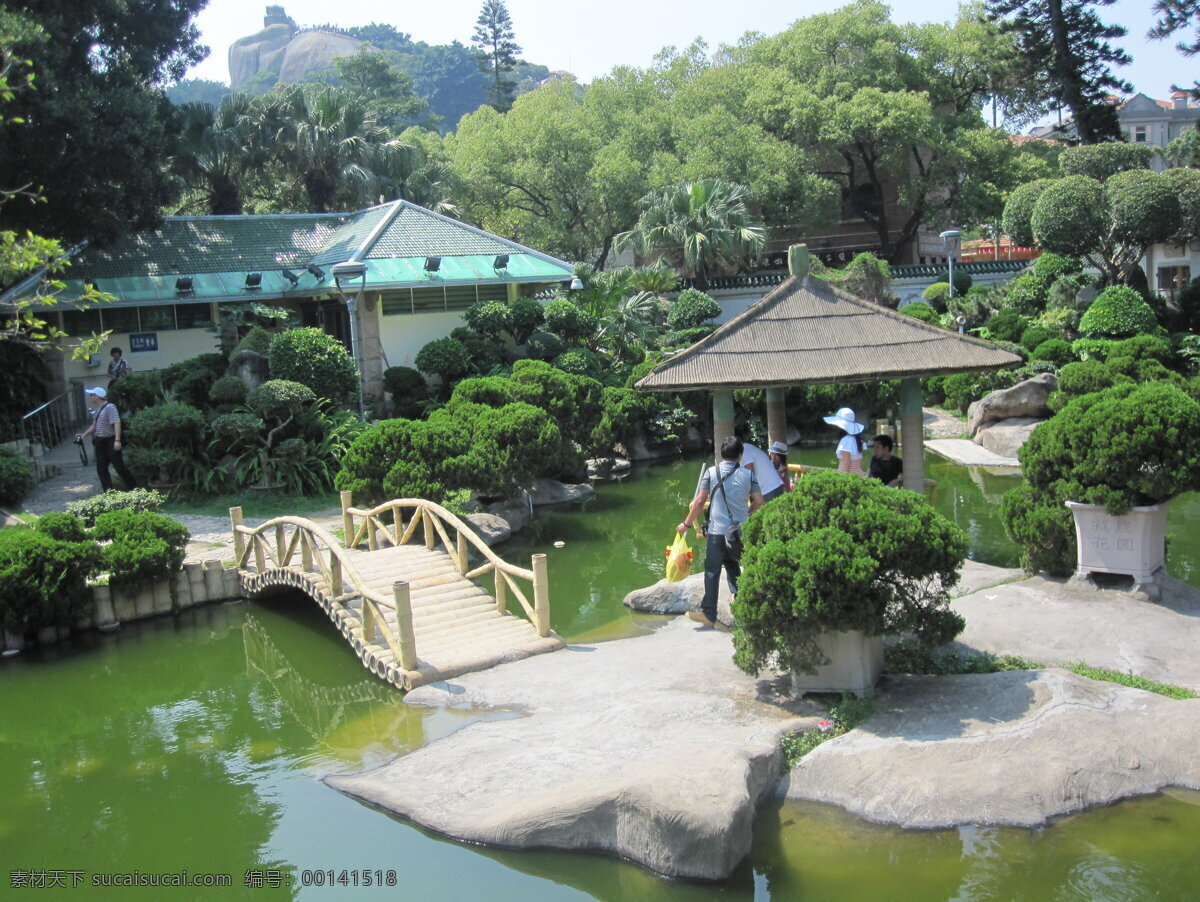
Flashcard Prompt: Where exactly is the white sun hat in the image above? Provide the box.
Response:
[768,440,789,455]
[823,407,864,435]
[85,386,107,399]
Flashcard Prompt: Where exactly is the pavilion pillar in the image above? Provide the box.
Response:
[766,387,787,446]
[712,390,734,462]
[900,378,925,492]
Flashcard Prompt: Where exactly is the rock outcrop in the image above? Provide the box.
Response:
[228,8,364,92]
[967,373,1057,436]
[973,416,1042,459]
[781,668,1200,827]
[325,618,804,880]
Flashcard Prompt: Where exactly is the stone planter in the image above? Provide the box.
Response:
[790,630,884,698]
[1066,500,1170,583]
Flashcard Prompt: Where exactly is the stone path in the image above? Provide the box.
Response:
[926,438,1020,467]
[922,407,968,439]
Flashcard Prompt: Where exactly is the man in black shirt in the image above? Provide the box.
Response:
[868,434,903,487]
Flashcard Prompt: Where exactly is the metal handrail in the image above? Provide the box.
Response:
[17,387,88,450]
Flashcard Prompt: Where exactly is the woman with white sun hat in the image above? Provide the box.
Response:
[824,406,867,477]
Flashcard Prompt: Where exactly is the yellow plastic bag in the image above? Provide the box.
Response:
[664,533,694,582]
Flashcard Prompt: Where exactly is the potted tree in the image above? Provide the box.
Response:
[1001,381,1200,582]
[732,471,968,696]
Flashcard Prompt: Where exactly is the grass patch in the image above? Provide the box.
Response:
[886,640,1040,676]
[782,693,876,768]
[1068,664,1196,700]
[162,491,341,520]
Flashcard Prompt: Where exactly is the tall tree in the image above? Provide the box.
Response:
[170,94,265,215]
[472,0,521,112]
[0,0,208,245]
[987,0,1132,143]
[330,46,430,132]
[1149,0,1200,98]
[615,180,766,290]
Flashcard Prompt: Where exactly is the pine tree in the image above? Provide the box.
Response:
[987,0,1132,144]
[471,0,521,112]
[1149,0,1200,99]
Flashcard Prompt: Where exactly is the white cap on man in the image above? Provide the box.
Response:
[85,386,107,399]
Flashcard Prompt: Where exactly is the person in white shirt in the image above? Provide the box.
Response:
[824,406,866,476]
[741,440,786,501]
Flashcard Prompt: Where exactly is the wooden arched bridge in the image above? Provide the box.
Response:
[230,492,564,690]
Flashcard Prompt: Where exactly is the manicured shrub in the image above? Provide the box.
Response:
[668,289,721,329]
[1003,273,1047,316]
[0,528,100,633]
[268,327,358,403]
[985,308,1028,343]
[1079,285,1158,339]
[92,509,189,596]
[508,297,546,344]
[234,325,274,356]
[931,267,971,297]
[525,330,565,361]
[921,282,951,311]
[660,326,715,348]
[336,417,467,506]
[124,402,206,486]
[1032,252,1083,284]
[1107,333,1173,365]
[65,488,166,527]
[446,401,564,499]
[1031,339,1075,367]
[415,337,473,387]
[552,349,603,379]
[999,482,1077,576]
[900,301,939,324]
[543,299,596,343]
[0,447,35,506]
[449,327,506,373]
[35,511,87,542]
[1001,178,1055,246]
[449,376,519,409]
[162,353,227,408]
[463,300,511,340]
[106,371,163,415]
[382,366,429,419]
[593,386,654,452]
[1020,324,1051,352]
[509,360,604,458]
[732,471,967,677]
[208,375,248,410]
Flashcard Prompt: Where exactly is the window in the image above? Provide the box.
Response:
[382,284,512,316]
[62,308,102,337]
[1133,126,1148,143]
[139,305,177,331]
[104,307,141,334]
[1158,265,1191,294]
[176,303,214,329]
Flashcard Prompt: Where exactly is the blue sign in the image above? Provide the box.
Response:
[129,333,158,353]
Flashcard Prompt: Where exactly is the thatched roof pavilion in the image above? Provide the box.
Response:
[635,246,1022,490]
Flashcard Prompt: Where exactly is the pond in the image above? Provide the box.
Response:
[2,452,1199,900]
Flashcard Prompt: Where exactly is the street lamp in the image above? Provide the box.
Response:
[939,229,961,299]
[331,260,367,419]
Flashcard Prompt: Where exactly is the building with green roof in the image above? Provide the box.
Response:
[14,199,576,402]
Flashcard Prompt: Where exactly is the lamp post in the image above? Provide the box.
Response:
[939,229,961,299]
[331,260,367,419]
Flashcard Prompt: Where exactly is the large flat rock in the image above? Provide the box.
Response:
[952,573,1200,691]
[325,618,805,880]
[926,438,1019,467]
[781,669,1200,827]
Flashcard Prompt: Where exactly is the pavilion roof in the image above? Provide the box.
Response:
[637,274,1022,392]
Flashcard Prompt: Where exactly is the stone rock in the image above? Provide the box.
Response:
[486,496,530,533]
[229,349,270,391]
[952,572,1200,691]
[463,513,510,547]
[973,416,1043,458]
[780,669,1200,828]
[585,457,631,478]
[228,22,295,92]
[528,478,594,507]
[617,433,678,462]
[967,373,1057,436]
[325,618,804,880]
[622,573,734,627]
[277,30,364,85]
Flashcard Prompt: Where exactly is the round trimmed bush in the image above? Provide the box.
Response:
[552,349,603,379]
[1032,252,1083,284]
[508,297,546,344]
[1004,273,1048,316]
[0,528,100,633]
[415,337,473,386]
[932,267,971,297]
[268,327,358,403]
[208,375,248,409]
[668,289,721,329]
[235,325,274,356]
[382,366,429,419]
[525,330,566,361]
[1079,285,1158,339]
[922,282,951,311]
[1020,324,1052,352]
[92,509,189,596]
[985,308,1028,343]
[1002,179,1056,247]
[106,371,163,415]
[463,300,511,340]
[1031,339,1075,367]
[900,301,940,324]
[1030,175,1108,257]
[543,300,596,343]
[36,511,87,542]
[0,448,35,506]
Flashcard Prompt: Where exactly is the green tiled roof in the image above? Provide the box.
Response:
[71,214,349,279]
[9,200,575,309]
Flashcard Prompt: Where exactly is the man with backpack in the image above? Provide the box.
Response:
[677,436,764,629]
[78,386,137,492]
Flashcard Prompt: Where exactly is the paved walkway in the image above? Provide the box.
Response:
[926,438,1020,467]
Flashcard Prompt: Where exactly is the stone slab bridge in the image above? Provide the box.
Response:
[229,492,564,691]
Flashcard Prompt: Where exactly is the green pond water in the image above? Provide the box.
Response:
[3,452,1199,900]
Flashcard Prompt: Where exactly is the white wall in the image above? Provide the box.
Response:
[376,310,468,371]
[63,327,223,388]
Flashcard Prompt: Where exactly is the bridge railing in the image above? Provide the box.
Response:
[229,509,419,674]
[340,491,550,638]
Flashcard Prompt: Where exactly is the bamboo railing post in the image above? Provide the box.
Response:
[456,530,467,574]
[275,524,286,564]
[532,553,550,637]
[495,570,507,614]
[330,551,342,597]
[392,504,403,545]
[362,600,376,642]
[301,531,313,571]
[340,490,354,547]
[253,534,265,573]
[230,507,245,564]
[393,581,417,671]
[423,507,434,550]
[367,516,377,551]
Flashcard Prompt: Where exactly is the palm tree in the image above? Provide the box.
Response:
[615,179,766,290]
[170,93,263,215]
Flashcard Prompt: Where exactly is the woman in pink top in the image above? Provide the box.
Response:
[824,407,866,476]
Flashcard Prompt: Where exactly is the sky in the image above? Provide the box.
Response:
[185,0,1192,101]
